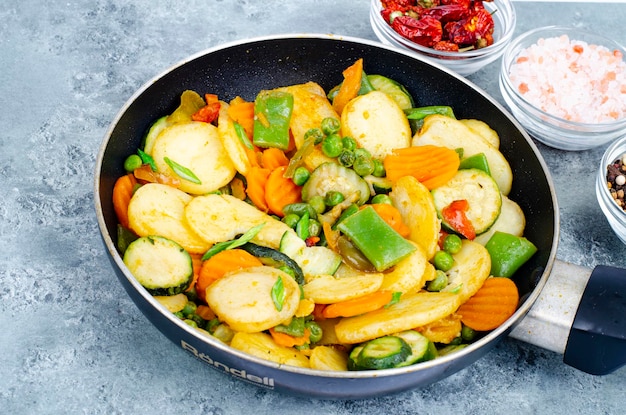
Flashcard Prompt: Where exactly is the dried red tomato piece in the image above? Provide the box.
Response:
[421,4,469,23]
[391,15,443,47]
[444,7,494,47]
[433,40,460,51]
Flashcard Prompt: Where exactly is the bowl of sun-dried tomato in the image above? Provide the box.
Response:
[370,0,516,76]
[597,136,626,245]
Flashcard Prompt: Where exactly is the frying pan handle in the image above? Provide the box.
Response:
[510,260,626,375]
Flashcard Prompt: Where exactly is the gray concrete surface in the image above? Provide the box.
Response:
[1,1,625,414]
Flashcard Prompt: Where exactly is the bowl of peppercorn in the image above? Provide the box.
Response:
[369,0,516,76]
[597,136,626,244]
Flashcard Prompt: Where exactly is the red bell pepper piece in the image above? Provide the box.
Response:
[441,199,476,240]
[192,93,221,124]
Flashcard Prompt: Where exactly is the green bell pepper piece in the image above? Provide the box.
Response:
[484,231,537,278]
[337,206,416,272]
[253,90,294,150]
[459,153,491,175]
[404,105,455,120]
[273,316,306,337]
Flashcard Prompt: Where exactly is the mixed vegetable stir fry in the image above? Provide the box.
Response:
[112,58,537,371]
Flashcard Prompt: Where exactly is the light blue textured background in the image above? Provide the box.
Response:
[1,1,625,414]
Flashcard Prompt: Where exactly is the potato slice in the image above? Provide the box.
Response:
[413,115,513,195]
[309,346,349,371]
[276,82,339,149]
[341,90,412,159]
[152,121,236,195]
[154,293,188,313]
[389,176,441,260]
[442,240,491,303]
[206,266,301,333]
[459,119,500,149]
[416,314,463,344]
[127,183,209,254]
[302,272,383,304]
[217,100,253,176]
[474,196,526,245]
[230,332,310,368]
[334,291,462,344]
[380,241,430,294]
[184,194,292,248]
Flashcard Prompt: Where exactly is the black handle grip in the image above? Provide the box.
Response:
[563,265,626,375]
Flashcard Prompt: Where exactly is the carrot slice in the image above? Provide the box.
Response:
[264,165,302,217]
[227,97,255,139]
[112,173,137,228]
[370,203,411,237]
[269,327,311,348]
[187,253,202,292]
[457,277,520,331]
[245,166,272,212]
[195,304,216,321]
[383,145,460,190]
[322,290,394,319]
[260,147,289,170]
[332,58,363,115]
[196,248,263,301]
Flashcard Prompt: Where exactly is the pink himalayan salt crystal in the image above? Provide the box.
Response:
[508,35,626,124]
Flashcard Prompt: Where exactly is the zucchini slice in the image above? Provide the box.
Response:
[239,242,305,285]
[364,175,393,195]
[301,162,371,206]
[432,168,502,236]
[279,231,342,277]
[123,236,193,296]
[142,115,169,155]
[393,330,438,367]
[367,74,415,111]
[353,335,412,370]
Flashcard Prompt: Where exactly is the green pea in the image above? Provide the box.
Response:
[181,301,197,317]
[308,219,321,237]
[189,314,206,327]
[461,324,476,342]
[321,117,341,135]
[353,155,375,177]
[183,319,198,328]
[304,128,325,145]
[354,148,372,159]
[433,250,455,272]
[322,134,343,158]
[426,270,448,292]
[282,213,300,228]
[371,194,392,205]
[124,154,143,172]
[372,159,386,177]
[443,234,463,254]
[325,190,345,207]
[342,136,357,151]
[306,321,323,343]
[308,195,326,214]
[173,311,184,319]
[338,149,355,167]
[292,166,310,186]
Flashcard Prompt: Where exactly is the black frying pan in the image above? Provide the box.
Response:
[95,34,558,399]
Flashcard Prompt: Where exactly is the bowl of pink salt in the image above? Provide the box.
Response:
[499,26,626,150]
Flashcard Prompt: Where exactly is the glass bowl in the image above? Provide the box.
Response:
[369,0,516,77]
[499,26,626,151]
[596,136,626,244]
